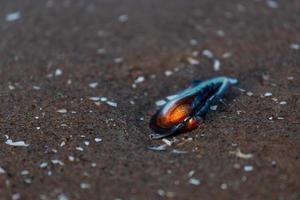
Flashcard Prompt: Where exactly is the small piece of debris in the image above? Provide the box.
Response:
[266,0,279,8]
[21,170,29,175]
[213,59,221,71]
[51,160,64,166]
[12,193,21,200]
[202,49,213,59]
[187,57,199,65]
[230,149,253,159]
[80,182,91,189]
[155,100,166,107]
[0,166,5,174]
[106,101,117,107]
[189,39,198,46]
[189,178,201,186]
[76,147,84,151]
[244,165,254,172]
[279,101,287,105]
[246,91,253,96]
[89,82,98,88]
[290,43,300,50]
[171,149,188,154]
[33,86,41,90]
[118,14,128,23]
[57,109,67,114]
[188,170,195,177]
[222,52,232,59]
[95,138,102,142]
[134,76,145,84]
[57,194,69,200]
[164,70,173,76]
[220,183,228,190]
[264,92,272,97]
[148,144,167,151]
[55,69,63,77]
[6,11,21,22]
[162,138,173,146]
[39,162,48,169]
[5,139,29,147]
[210,105,218,111]
[114,57,123,64]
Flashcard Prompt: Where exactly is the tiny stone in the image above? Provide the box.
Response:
[55,69,63,77]
[76,147,84,151]
[95,138,102,142]
[213,59,221,71]
[210,105,218,111]
[80,182,91,189]
[279,101,287,105]
[246,91,253,96]
[89,82,98,88]
[164,70,173,76]
[118,14,128,23]
[244,165,254,172]
[220,183,228,190]
[202,49,213,59]
[189,178,201,186]
[57,109,67,114]
[264,92,272,97]
[6,12,21,22]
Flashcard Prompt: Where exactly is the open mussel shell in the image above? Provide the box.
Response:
[149,76,238,139]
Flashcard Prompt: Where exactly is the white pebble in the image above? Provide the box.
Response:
[80,182,91,189]
[155,100,166,107]
[290,43,300,50]
[210,105,218,111]
[6,11,21,22]
[39,162,48,169]
[164,70,173,76]
[213,59,221,71]
[89,82,98,88]
[118,14,128,23]
[106,101,117,107]
[189,178,201,185]
[95,138,102,142]
[202,49,213,59]
[244,165,254,172]
[76,147,84,151]
[55,69,63,77]
[57,109,67,114]
[279,101,287,105]
[264,92,272,97]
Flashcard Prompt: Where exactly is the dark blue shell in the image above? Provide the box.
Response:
[149,76,238,139]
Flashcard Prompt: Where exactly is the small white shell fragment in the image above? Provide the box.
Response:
[279,101,287,105]
[84,141,90,146]
[76,147,84,151]
[155,100,166,107]
[55,69,63,77]
[210,105,218,111]
[5,139,29,147]
[189,178,201,185]
[21,170,29,175]
[89,97,100,101]
[39,162,48,168]
[290,43,300,50]
[187,57,199,65]
[51,160,64,166]
[164,70,173,76]
[134,76,145,84]
[188,170,195,177]
[148,144,167,151]
[266,0,279,8]
[57,194,69,200]
[244,165,254,172]
[114,57,123,64]
[6,11,21,22]
[95,138,102,142]
[68,156,75,162]
[0,166,5,174]
[118,14,128,23]
[100,97,108,102]
[106,101,117,107]
[229,149,253,159]
[202,49,213,59]
[162,138,173,146]
[189,39,198,46]
[89,82,98,88]
[222,52,232,58]
[57,109,67,113]
[264,92,272,97]
[80,182,91,189]
[246,91,253,96]
[33,86,41,90]
[213,59,221,71]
